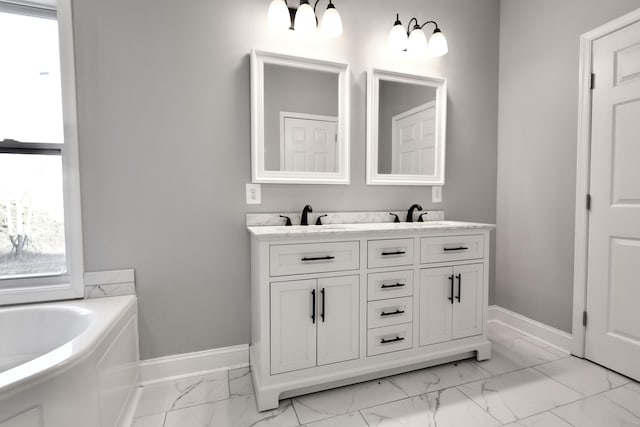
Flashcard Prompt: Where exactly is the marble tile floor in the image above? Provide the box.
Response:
[131,322,640,427]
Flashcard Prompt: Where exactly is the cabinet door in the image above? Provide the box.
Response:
[452,264,484,339]
[271,279,317,374]
[317,275,359,366]
[419,267,453,346]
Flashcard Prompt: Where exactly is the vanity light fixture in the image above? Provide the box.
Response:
[387,13,448,57]
[267,0,343,38]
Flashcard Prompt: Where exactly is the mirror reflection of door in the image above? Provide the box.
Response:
[280,112,338,173]
[391,101,436,175]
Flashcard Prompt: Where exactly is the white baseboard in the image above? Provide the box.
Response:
[489,305,573,353]
[140,344,249,385]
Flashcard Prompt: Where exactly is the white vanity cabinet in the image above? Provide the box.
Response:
[419,264,484,346]
[249,222,494,411]
[270,275,359,374]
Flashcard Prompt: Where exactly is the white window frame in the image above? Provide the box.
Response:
[0,0,84,305]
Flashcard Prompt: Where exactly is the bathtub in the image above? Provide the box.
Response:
[0,295,139,427]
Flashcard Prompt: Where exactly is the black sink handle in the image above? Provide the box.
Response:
[279,215,292,226]
[316,214,328,225]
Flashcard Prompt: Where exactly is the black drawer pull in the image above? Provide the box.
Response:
[381,282,405,289]
[380,309,405,317]
[380,336,405,344]
[301,256,335,262]
[381,250,406,256]
[456,274,462,302]
[443,246,469,252]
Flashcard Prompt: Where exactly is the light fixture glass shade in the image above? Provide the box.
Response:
[407,27,428,55]
[294,2,317,34]
[387,24,408,51]
[428,29,448,57]
[267,0,291,31]
[320,5,342,38]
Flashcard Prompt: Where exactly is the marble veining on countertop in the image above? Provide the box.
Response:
[246,210,444,227]
[247,213,494,238]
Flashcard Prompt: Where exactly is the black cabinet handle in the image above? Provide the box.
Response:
[448,275,454,304]
[301,256,335,262]
[381,250,406,256]
[456,274,462,302]
[380,336,405,344]
[381,282,405,289]
[443,246,469,252]
[321,288,325,322]
[311,289,316,324]
[380,309,405,317]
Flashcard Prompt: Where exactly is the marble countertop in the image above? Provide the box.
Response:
[247,220,495,238]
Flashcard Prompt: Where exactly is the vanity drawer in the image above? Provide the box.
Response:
[367,323,413,356]
[367,238,414,269]
[367,270,413,301]
[270,241,359,276]
[420,235,484,264]
[368,297,413,329]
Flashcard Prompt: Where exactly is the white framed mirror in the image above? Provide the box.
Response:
[250,50,350,184]
[366,68,447,186]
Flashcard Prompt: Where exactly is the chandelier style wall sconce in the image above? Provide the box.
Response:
[387,13,448,57]
[267,0,343,38]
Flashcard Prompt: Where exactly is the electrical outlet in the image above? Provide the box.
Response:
[246,183,261,204]
[432,186,442,203]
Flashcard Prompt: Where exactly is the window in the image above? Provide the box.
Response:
[0,0,83,304]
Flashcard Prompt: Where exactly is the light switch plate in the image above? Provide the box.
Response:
[246,183,261,204]
[432,186,442,203]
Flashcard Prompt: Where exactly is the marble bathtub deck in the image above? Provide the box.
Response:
[131,322,640,427]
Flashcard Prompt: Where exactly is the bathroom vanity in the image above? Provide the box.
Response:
[248,219,494,411]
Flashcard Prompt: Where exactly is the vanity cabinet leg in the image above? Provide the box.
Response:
[256,389,281,412]
[476,341,492,361]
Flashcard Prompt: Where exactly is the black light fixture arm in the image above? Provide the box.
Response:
[313,0,334,13]
[406,18,440,34]
[406,17,419,33]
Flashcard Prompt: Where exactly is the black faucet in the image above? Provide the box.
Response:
[301,205,313,226]
[316,214,327,225]
[418,212,429,222]
[406,204,423,222]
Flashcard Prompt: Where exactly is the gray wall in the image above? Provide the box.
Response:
[496,0,639,333]
[378,81,436,174]
[73,0,499,359]
[264,65,339,170]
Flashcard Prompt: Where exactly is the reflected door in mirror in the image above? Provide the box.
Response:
[366,68,446,186]
[251,50,350,184]
[392,101,435,175]
[264,64,339,173]
[282,113,338,172]
[378,80,437,176]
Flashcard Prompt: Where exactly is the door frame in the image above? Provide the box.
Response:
[572,7,640,357]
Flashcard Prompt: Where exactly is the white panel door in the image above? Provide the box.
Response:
[317,275,359,366]
[282,114,338,173]
[586,19,640,382]
[392,101,436,175]
[419,267,453,346]
[452,264,484,339]
[270,279,317,374]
